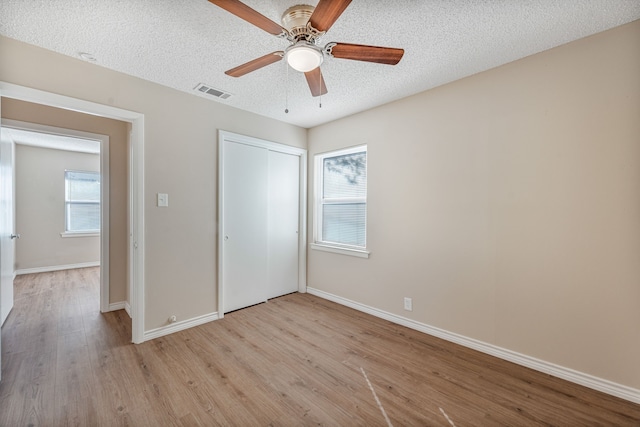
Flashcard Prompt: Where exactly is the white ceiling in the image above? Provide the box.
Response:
[1,1,639,128]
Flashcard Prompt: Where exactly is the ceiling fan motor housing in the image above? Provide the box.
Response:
[281,5,324,44]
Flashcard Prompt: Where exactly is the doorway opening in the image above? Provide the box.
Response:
[1,121,110,313]
[0,81,145,343]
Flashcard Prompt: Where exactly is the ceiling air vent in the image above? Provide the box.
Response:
[194,83,232,100]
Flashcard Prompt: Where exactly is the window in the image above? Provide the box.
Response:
[65,170,100,233]
[313,145,368,257]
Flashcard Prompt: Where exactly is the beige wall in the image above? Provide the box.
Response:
[307,20,640,390]
[3,99,130,304]
[14,144,100,270]
[2,17,637,392]
[0,35,307,330]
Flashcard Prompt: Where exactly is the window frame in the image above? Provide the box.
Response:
[312,145,369,258]
[63,169,101,236]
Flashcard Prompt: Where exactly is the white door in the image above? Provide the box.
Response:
[0,128,15,328]
[267,150,300,299]
[222,141,268,312]
[1,122,17,381]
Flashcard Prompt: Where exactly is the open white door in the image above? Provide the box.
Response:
[0,117,17,382]
[0,128,16,325]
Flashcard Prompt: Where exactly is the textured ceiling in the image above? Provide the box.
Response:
[1,1,639,128]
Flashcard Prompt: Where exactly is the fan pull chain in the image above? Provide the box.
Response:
[319,77,322,109]
[284,62,289,114]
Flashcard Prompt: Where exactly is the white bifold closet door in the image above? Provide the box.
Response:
[267,150,299,299]
[222,141,268,312]
[221,139,300,313]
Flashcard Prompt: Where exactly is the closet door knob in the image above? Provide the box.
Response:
[10,234,21,239]
[224,235,229,241]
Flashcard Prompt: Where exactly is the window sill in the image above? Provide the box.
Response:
[310,243,370,259]
[60,231,100,238]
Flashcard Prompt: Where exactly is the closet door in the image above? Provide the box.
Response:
[222,141,268,312]
[267,150,300,299]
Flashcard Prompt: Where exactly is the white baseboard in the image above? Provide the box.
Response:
[107,301,126,312]
[307,287,640,404]
[143,311,220,342]
[106,301,131,318]
[15,261,100,275]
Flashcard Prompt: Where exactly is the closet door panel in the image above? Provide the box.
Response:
[267,150,300,299]
[222,141,268,312]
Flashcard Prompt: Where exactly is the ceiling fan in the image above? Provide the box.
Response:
[208,0,405,98]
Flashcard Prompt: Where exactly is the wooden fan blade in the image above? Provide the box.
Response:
[330,43,404,65]
[225,52,283,77]
[304,67,328,97]
[309,0,352,32]
[209,0,286,36]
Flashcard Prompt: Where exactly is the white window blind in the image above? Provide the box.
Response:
[315,146,367,250]
[65,170,100,232]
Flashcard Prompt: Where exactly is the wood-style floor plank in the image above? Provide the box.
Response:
[1,268,639,426]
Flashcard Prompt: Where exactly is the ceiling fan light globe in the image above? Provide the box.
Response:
[286,45,323,72]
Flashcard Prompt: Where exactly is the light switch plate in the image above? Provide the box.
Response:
[157,193,169,207]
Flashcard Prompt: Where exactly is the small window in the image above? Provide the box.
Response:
[65,170,100,233]
[314,146,367,252]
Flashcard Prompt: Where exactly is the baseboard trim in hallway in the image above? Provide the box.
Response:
[15,261,100,276]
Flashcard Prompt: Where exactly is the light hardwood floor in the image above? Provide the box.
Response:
[1,268,639,426]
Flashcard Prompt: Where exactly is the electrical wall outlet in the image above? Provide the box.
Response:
[403,297,413,311]
[157,193,169,207]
